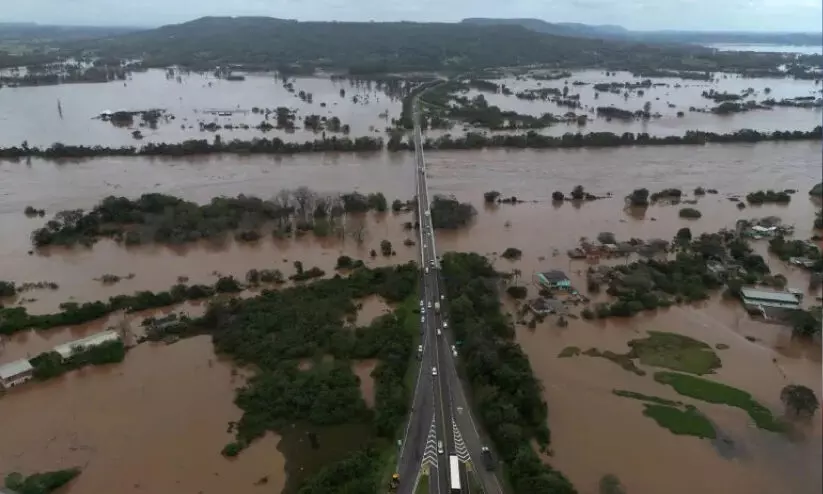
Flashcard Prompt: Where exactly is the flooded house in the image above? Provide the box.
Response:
[535,270,572,290]
[529,297,567,315]
[739,287,803,320]
[0,358,34,389]
[53,330,121,361]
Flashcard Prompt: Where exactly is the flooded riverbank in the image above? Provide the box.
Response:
[0,336,286,494]
[0,142,819,494]
[0,69,820,149]
[0,142,818,314]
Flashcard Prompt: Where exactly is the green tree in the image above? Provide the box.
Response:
[599,474,627,494]
[780,384,819,419]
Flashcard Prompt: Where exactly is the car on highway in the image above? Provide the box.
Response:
[431,366,438,376]
[443,321,448,329]
[419,300,424,307]
[481,446,495,471]
[427,301,432,309]
[451,345,457,357]
[436,327,442,336]
[420,315,425,324]
[424,267,429,274]
[437,441,444,454]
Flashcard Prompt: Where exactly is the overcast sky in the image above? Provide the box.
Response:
[4,0,822,31]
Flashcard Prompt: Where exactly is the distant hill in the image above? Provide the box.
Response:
[24,16,801,75]
[62,16,699,72]
[461,18,822,46]
[0,22,139,42]
[462,18,629,39]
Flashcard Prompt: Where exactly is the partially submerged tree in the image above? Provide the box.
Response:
[780,384,819,420]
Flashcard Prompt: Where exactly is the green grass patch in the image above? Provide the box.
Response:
[582,348,646,376]
[580,331,721,377]
[641,404,717,439]
[612,389,682,407]
[558,346,581,358]
[628,331,721,375]
[415,474,430,494]
[654,371,784,432]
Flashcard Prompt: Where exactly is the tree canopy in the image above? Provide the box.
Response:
[780,384,819,420]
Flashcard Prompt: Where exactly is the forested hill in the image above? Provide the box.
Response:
[0,22,138,42]
[59,16,796,74]
[66,16,651,72]
[461,18,822,46]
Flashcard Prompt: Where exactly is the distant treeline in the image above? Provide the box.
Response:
[1,127,820,160]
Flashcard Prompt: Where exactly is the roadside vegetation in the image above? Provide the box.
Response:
[189,263,419,492]
[440,252,576,494]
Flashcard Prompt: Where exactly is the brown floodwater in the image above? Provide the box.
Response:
[0,69,819,148]
[0,142,820,494]
[0,336,286,494]
[469,69,822,137]
[0,70,399,147]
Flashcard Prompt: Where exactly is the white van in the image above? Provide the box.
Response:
[437,440,444,454]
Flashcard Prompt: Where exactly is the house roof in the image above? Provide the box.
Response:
[0,359,33,380]
[539,270,570,282]
[532,298,565,311]
[53,330,120,358]
[740,287,800,304]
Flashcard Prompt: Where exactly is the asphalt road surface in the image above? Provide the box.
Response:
[394,92,505,494]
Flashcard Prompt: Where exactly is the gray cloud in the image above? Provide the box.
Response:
[3,0,821,31]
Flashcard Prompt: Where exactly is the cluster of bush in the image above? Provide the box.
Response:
[440,252,576,494]
[0,275,246,335]
[583,232,772,319]
[30,189,393,248]
[194,263,419,492]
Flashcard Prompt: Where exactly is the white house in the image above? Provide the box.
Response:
[0,359,34,389]
[53,330,120,360]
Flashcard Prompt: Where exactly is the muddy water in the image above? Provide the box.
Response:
[470,69,821,136]
[352,359,379,408]
[0,142,820,493]
[0,70,399,147]
[1,142,819,313]
[0,336,286,494]
[355,295,393,326]
[1,68,820,148]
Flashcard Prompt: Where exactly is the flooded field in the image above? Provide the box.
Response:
[0,336,286,494]
[0,70,401,147]
[1,68,820,148]
[0,142,820,494]
[467,69,822,137]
